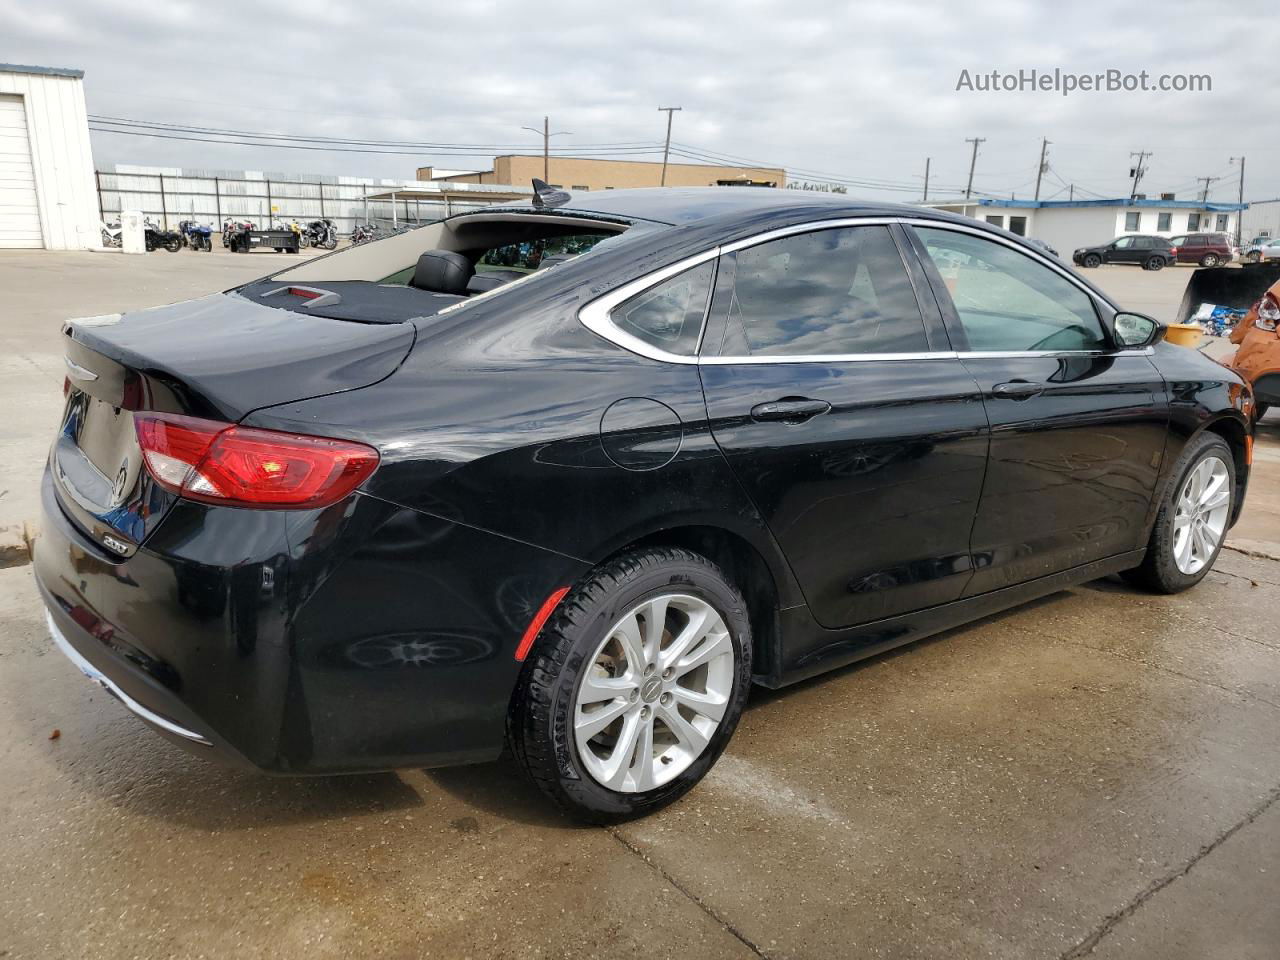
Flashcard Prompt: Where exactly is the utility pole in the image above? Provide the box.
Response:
[1128,150,1149,201]
[1230,156,1246,246]
[658,106,682,186]
[922,157,930,203]
[1197,175,1220,202]
[1033,137,1050,202]
[964,137,985,199]
[1069,184,1074,201]
[520,116,569,182]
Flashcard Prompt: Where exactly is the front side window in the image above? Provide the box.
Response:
[719,225,928,357]
[1125,212,1141,231]
[612,261,714,356]
[1114,237,1135,249]
[915,227,1107,353]
[1169,235,1187,247]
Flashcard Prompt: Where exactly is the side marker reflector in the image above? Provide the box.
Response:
[515,586,570,662]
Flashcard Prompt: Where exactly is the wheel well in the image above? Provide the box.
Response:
[614,525,782,681]
[1203,416,1249,523]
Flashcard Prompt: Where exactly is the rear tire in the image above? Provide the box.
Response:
[1122,432,1235,593]
[508,547,752,823]
[1144,256,1165,271]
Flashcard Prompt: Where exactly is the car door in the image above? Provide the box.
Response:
[907,224,1169,593]
[698,221,989,628]
[1106,237,1135,264]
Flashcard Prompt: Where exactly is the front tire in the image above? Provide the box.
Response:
[1201,253,1220,267]
[509,547,752,823]
[1123,432,1235,593]
[1083,253,1101,268]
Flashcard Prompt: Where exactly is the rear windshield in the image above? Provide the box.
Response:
[246,212,641,321]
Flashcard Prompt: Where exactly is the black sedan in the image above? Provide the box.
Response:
[1072,234,1177,270]
[37,187,1253,822]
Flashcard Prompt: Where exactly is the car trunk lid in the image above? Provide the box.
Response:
[51,293,414,556]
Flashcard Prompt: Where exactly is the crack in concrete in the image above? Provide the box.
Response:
[1060,782,1280,958]
[607,827,772,960]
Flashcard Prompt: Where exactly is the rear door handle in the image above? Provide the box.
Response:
[750,398,832,422]
[991,380,1045,400]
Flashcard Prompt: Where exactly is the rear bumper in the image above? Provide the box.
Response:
[34,467,591,774]
[44,608,213,747]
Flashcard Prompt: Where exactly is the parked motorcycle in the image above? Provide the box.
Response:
[100,221,122,248]
[350,223,380,246]
[303,218,338,250]
[222,219,256,248]
[178,220,213,252]
[144,218,182,253]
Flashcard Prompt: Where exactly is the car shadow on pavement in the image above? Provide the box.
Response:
[421,759,587,830]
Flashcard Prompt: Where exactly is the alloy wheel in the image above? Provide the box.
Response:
[1172,455,1230,574]
[573,594,734,793]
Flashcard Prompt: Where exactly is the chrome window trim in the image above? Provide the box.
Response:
[577,215,1128,366]
[578,246,721,365]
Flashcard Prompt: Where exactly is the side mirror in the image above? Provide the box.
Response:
[1113,312,1166,348]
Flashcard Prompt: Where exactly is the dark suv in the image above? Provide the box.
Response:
[1167,232,1236,267]
[1073,235,1177,271]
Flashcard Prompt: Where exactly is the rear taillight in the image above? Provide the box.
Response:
[134,413,379,508]
[1257,294,1280,332]
[1169,246,1178,256]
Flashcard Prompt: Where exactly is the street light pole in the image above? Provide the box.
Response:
[1230,156,1246,247]
[658,106,682,186]
[520,117,570,183]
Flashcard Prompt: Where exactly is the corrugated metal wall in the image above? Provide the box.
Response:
[0,68,100,249]
[97,165,513,235]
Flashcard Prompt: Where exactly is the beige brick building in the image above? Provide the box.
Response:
[417,155,784,191]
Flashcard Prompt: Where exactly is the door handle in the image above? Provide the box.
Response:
[750,398,832,422]
[991,380,1045,400]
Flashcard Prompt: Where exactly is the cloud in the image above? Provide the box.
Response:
[2,0,1274,211]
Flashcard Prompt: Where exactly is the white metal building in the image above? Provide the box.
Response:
[927,198,1248,256]
[0,63,99,249]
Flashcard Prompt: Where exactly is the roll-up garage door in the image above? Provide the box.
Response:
[0,95,43,248]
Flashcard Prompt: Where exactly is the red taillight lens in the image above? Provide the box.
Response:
[1256,294,1280,332]
[1169,246,1178,256]
[135,413,379,508]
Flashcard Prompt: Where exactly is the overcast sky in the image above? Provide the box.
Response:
[5,0,1277,212]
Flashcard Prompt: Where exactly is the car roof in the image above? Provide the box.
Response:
[479,186,938,228]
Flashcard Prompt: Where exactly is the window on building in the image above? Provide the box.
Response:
[572,185,589,191]
[719,225,929,357]
[915,226,1105,353]
[1157,212,1172,231]
[985,215,1005,228]
[1188,213,1201,230]
[1216,214,1230,232]
[1125,212,1141,231]
[613,261,714,356]
[1008,216,1027,236]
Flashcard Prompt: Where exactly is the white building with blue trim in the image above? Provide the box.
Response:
[927,197,1248,256]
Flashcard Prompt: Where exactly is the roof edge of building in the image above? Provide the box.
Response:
[0,63,85,79]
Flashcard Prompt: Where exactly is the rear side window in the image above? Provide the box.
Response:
[719,225,928,357]
[613,261,714,356]
[916,227,1106,353]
